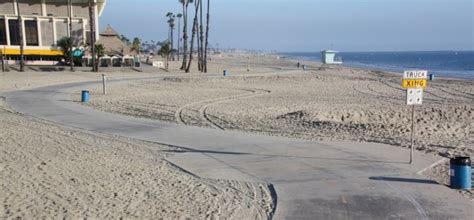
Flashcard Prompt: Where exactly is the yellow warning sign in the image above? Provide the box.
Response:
[402,79,427,89]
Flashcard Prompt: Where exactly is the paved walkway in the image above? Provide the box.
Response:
[4,79,472,219]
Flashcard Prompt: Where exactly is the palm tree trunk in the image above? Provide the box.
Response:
[199,0,204,72]
[177,17,181,61]
[180,3,188,70]
[186,0,200,72]
[171,25,175,61]
[68,0,74,71]
[203,0,210,72]
[193,0,201,71]
[196,8,201,71]
[89,0,96,72]
[167,26,170,59]
[16,0,24,72]
[96,56,99,72]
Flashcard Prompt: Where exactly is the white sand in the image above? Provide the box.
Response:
[0,70,274,218]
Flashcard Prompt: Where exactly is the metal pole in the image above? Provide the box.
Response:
[102,74,106,95]
[410,105,415,164]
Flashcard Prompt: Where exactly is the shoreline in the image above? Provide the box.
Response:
[279,51,474,81]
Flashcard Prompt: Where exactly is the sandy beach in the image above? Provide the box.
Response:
[0,69,274,219]
[1,53,472,218]
[91,54,473,159]
[1,0,471,218]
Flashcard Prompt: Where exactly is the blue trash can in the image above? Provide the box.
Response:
[81,90,90,103]
[450,157,471,190]
[429,74,435,81]
[223,70,228,76]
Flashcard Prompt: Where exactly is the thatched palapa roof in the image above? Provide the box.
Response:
[96,25,136,56]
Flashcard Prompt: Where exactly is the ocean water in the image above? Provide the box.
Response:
[282,51,474,79]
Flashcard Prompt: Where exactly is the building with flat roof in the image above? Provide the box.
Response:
[0,0,106,64]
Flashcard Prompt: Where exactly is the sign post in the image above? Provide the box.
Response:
[403,70,427,164]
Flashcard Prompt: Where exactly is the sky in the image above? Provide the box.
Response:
[100,0,474,52]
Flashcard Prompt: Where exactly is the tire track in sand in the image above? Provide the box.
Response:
[175,89,271,129]
[436,86,474,100]
[200,89,271,130]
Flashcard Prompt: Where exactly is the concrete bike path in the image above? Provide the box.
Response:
[4,79,472,219]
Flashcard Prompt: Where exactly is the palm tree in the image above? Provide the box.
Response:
[166,12,176,61]
[204,0,211,72]
[120,35,128,43]
[124,37,131,45]
[176,13,182,61]
[131,37,141,54]
[166,12,173,42]
[158,43,172,70]
[94,44,105,71]
[179,0,193,70]
[186,0,200,72]
[57,37,73,65]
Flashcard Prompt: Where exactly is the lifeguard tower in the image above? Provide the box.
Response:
[321,50,343,64]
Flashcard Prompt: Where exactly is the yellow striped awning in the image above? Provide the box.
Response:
[1,48,64,56]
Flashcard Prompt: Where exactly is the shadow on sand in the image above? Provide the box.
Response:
[369,176,438,185]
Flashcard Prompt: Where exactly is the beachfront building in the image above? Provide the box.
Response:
[87,24,137,67]
[0,0,107,65]
[321,50,343,65]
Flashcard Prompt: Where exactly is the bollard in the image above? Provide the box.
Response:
[450,157,471,190]
[102,74,107,95]
[223,70,228,76]
[81,90,90,103]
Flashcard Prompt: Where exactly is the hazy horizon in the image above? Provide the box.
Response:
[281,49,474,53]
[100,0,474,52]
